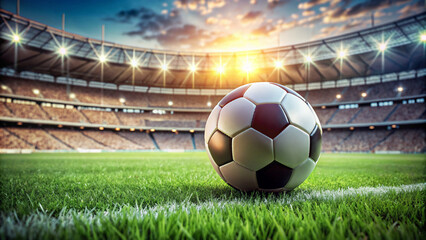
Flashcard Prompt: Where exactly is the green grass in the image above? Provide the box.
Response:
[0,152,425,239]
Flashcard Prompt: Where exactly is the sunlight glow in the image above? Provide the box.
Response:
[274,60,283,68]
[421,34,426,42]
[189,65,197,72]
[216,65,225,74]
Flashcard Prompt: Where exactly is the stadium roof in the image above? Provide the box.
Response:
[0,9,425,89]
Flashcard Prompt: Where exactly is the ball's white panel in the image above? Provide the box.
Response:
[243,82,286,104]
[232,128,274,171]
[307,102,322,134]
[218,98,256,137]
[204,105,221,143]
[206,145,225,180]
[284,158,316,190]
[274,125,310,168]
[281,94,316,134]
[220,161,258,191]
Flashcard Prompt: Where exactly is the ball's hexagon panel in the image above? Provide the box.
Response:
[272,83,305,100]
[232,128,274,171]
[307,102,322,133]
[220,161,258,191]
[243,82,286,104]
[218,97,256,137]
[256,161,293,190]
[206,146,225,180]
[207,130,233,166]
[219,84,251,107]
[274,125,310,169]
[204,105,221,143]
[281,94,316,134]
[284,158,316,190]
[309,125,322,162]
[252,104,289,139]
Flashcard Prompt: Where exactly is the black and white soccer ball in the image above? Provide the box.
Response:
[205,82,322,192]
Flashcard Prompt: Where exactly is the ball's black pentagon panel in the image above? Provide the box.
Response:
[271,83,305,100]
[252,104,289,139]
[219,84,251,107]
[256,161,293,189]
[208,130,233,166]
[309,125,322,162]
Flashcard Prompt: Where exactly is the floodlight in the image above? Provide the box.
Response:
[58,124,63,128]
[99,127,104,130]
[161,64,168,71]
[349,127,354,130]
[217,65,225,74]
[207,101,212,107]
[168,100,173,106]
[69,93,76,99]
[378,43,387,52]
[12,34,20,43]
[130,128,135,132]
[305,55,312,63]
[338,50,346,59]
[32,89,40,95]
[115,127,120,131]
[336,94,342,99]
[172,129,177,133]
[397,86,403,92]
[369,126,375,130]
[421,34,426,42]
[130,58,138,67]
[189,65,197,72]
[119,97,126,103]
[59,47,67,56]
[80,126,84,130]
[242,62,253,73]
[274,60,283,68]
[150,128,155,132]
[189,129,195,133]
[361,92,367,97]
[99,55,107,63]
[1,85,7,90]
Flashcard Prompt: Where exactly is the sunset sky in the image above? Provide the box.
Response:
[1,0,424,51]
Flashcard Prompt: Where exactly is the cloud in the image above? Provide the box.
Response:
[267,0,289,9]
[398,0,424,18]
[173,0,226,15]
[298,0,329,10]
[323,0,413,23]
[144,24,210,49]
[251,23,278,36]
[302,10,315,16]
[241,11,263,23]
[205,16,231,26]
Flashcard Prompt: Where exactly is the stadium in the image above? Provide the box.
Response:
[0,1,425,239]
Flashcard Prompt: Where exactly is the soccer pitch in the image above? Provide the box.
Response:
[0,152,425,239]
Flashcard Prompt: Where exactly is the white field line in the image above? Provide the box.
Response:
[1,183,424,225]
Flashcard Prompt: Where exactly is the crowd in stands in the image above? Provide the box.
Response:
[0,126,423,153]
[0,76,424,153]
[1,76,424,108]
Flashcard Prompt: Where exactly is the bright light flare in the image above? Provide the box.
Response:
[338,50,346,59]
[99,55,107,63]
[130,58,138,68]
[378,43,387,52]
[274,60,283,69]
[189,65,197,72]
[361,92,367,98]
[242,62,254,73]
[161,64,168,71]
[207,101,212,107]
[397,86,403,92]
[69,93,76,99]
[32,89,40,95]
[12,34,20,43]
[58,47,67,56]
[119,98,126,103]
[305,55,312,63]
[336,94,342,99]
[216,65,225,74]
[168,100,173,106]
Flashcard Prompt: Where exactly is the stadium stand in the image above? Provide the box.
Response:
[0,10,425,153]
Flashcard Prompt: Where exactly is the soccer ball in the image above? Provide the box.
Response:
[205,82,322,192]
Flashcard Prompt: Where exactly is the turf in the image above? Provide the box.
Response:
[0,152,425,239]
